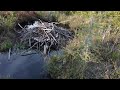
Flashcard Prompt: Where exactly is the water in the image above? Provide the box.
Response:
[0,50,63,79]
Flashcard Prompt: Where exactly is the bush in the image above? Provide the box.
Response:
[36,11,60,22]
[48,51,86,79]
[0,39,13,52]
[48,11,120,79]
[0,12,16,30]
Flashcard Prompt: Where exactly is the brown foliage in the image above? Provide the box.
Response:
[16,11,38,22]
[0,11,13,17]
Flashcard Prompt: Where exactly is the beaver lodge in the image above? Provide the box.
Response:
[14,19,74,55]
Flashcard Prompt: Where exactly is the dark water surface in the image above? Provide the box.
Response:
[0,50,63,79]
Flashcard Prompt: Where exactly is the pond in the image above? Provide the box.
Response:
[0,50,63,79]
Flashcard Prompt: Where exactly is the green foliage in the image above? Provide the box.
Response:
[111,51,120,60]
[0,13,16,30]
[0,39,12,52]
[48,52,86,79]
[48,11,120,79]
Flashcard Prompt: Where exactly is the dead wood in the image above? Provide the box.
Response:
[16,19,73,54]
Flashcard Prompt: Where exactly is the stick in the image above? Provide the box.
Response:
[8,48,11,60]
[49,33,58,43]
[43,29,50,41]
[56,30,72,38]
[38,19,43,23]
[18,23,24,29]
[21,42,39,55]
[29,38,31,47]
[44,44,48,55]
[27,42,39,50]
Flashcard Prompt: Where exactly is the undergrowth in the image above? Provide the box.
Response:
[48,11,120,79]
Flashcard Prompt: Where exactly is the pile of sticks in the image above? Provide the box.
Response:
[16,19,73,54]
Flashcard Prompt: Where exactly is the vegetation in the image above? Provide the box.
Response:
[0,11,120,79]
[0,39,12,52]
[48,11,120,79]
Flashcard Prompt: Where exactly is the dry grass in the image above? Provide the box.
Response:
[48,11,120,79]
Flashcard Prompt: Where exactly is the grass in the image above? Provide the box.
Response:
[0,38,13,52]
[48,11,120,79]
[0,12,16,29]
[48,52,86,79]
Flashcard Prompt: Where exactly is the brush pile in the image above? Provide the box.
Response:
[16,19,73,54]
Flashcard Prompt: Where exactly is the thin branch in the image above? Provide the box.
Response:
[18,23,24,29]
[8,48,11,60]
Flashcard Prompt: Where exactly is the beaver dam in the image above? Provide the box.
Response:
[14,19,74,55]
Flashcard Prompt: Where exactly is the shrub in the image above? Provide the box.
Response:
[48,52,86,79]
[48,11,120,79]
[0,12,16,30]
[0,39,13,52]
